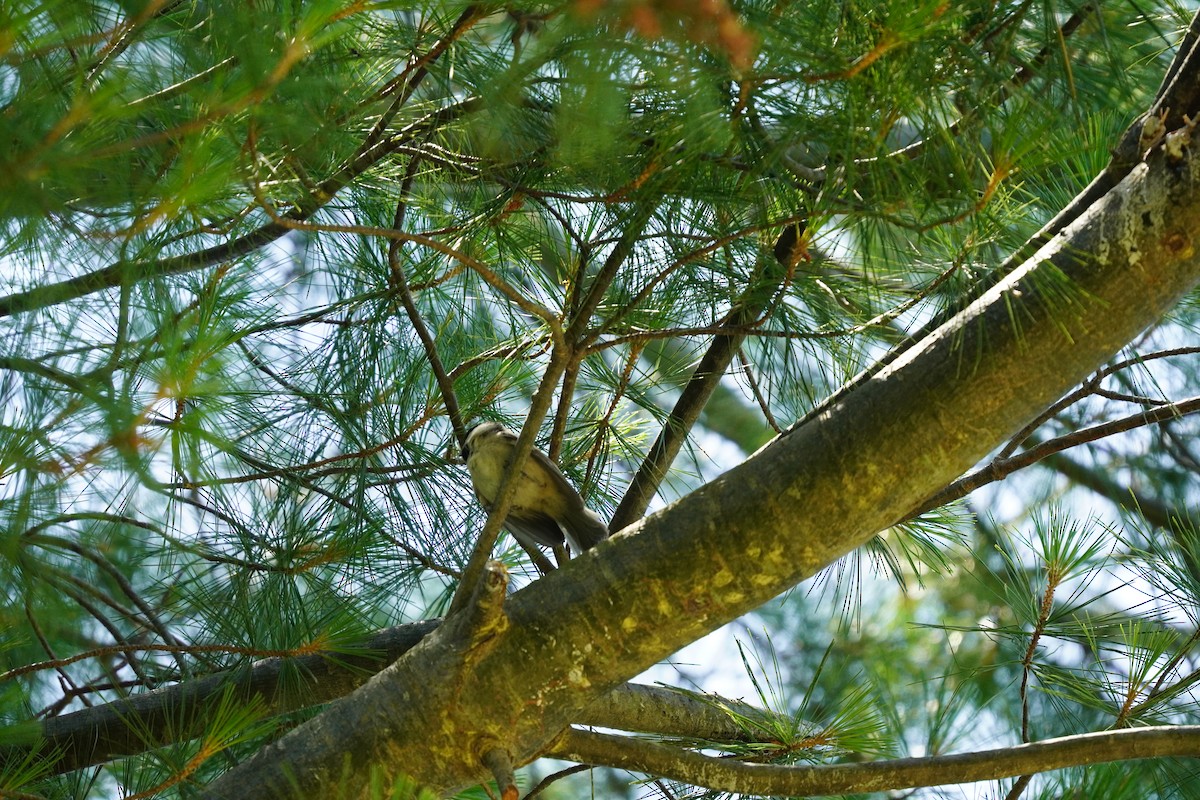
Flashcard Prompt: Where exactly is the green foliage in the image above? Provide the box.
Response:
[1,0,1200,798]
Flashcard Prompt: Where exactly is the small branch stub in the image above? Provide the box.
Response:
[462,560,510,653]
[481,746,518,800]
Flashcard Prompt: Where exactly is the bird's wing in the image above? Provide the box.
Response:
[527,448,609,552]
[561,506,609,552]
[527,447,586,510]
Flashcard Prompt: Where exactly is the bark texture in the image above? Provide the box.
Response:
[200,129,1200,798]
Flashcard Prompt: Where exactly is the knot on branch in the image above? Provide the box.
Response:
[460,560,510,656]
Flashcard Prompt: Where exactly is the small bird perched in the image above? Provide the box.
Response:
[462,421,609,555]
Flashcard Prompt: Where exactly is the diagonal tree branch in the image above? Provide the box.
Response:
[387,156,467,447]
[2,621,439,775]
[609,223,801,531]
[197,84,1200,799]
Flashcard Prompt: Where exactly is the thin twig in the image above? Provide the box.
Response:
[25,597,88,709]
[1020,575,1060,744]
[1004,773,1033,800]
[549,358,580,463]
[914,395,1200,517]
[388,158,466,446]
[523,763,592,799]
[737,348,782,434]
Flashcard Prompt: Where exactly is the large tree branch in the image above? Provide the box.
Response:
[3,621,439,775]
[5,617,780,780]
[550,726,1200,796]
[194,96,1200,797]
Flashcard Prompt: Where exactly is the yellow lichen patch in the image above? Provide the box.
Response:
[567,666,590,688]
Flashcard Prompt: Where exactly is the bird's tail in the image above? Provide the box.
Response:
[562,506,609,553]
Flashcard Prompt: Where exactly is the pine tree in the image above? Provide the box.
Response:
[3,2,1200,798]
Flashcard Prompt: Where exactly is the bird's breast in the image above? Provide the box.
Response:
[467,443,560,515]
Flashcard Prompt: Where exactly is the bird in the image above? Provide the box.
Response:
[461,421,609,555]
